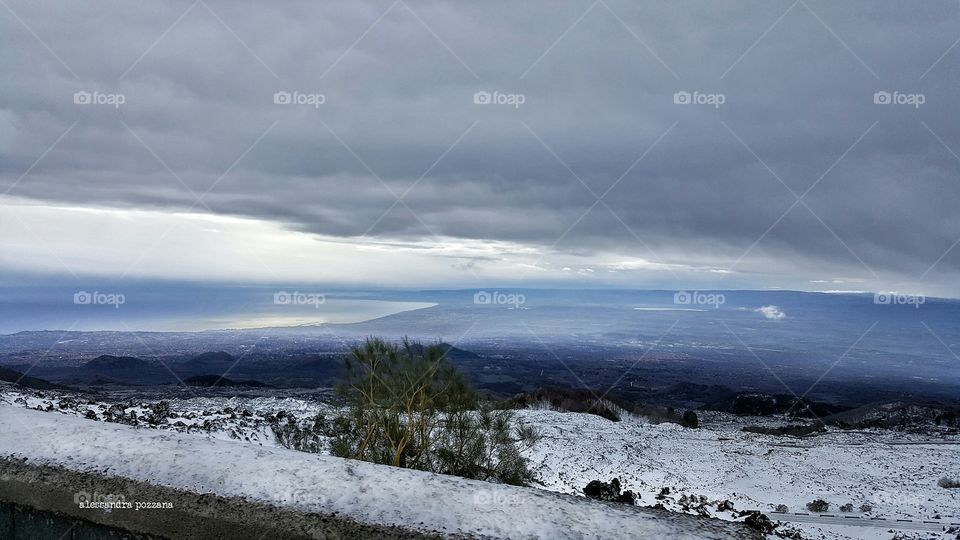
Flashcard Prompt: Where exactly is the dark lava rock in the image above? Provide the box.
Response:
[741,511,776,534]
[583,478,637,505]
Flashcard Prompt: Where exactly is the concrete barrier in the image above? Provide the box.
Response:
[0,459,438,539]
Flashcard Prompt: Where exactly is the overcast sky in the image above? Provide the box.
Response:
[2,0,959,296]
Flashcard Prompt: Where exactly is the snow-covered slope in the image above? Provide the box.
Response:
[513,408,960,540]
[0,404,755,539]
[3,384,958,539]
[516,408,960,515]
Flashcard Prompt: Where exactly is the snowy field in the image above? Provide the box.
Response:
[513,408,960,540]
[2,384,958,539]
[0,402,753,539]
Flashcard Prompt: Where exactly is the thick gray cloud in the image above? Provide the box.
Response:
[2,0,959,294]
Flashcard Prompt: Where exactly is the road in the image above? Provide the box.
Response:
[772,512,959,532]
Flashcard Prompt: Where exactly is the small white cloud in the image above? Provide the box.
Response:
[821,290,868,294]
[755,305,786,320]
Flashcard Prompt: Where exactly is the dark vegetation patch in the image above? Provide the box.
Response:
[506,387,700,427]
[939,477,960,489]
[823,402,960,432]
[183,375,270,388]
[702,392,848,418]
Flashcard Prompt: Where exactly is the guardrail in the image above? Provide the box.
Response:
[767,510,960,531]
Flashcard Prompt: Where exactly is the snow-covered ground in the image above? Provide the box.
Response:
[0,385,334,449]
[513,408,960,540]
[0,402,754,539]
[2,384,958,539]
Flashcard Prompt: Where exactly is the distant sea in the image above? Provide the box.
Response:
[2,285,959,386]
[0,283,435,333]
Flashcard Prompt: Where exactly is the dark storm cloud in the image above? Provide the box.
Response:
[2,0,959,290]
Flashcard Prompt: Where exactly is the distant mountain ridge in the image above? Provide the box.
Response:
[80,355,153,370]
[0,367,70,391]
[74,355,172,385]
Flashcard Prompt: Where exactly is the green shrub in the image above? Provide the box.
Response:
[270,412,332,453]
[332,337,533,485]
[515,423,541,447]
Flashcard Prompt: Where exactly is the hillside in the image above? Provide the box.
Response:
[3,381,958,538]
[0,367,69,391]
[0,404,759,539]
